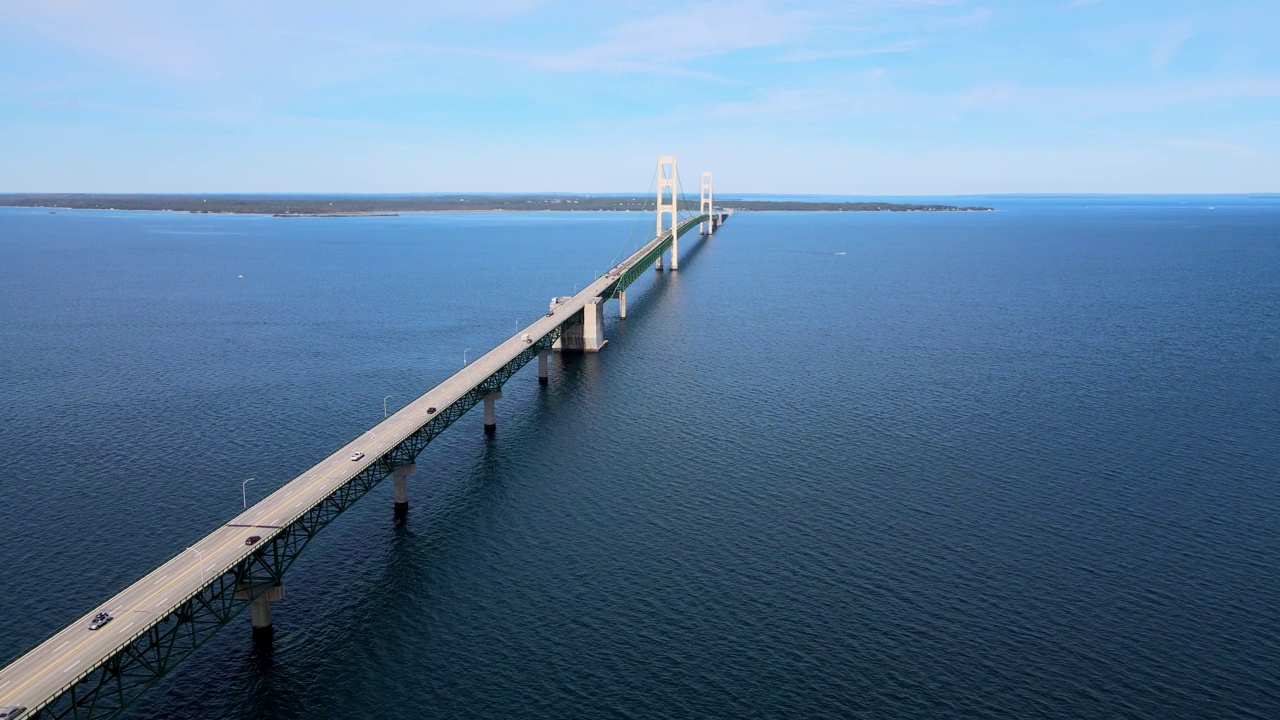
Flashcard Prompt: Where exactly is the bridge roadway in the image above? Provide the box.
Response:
[0,213,715,718]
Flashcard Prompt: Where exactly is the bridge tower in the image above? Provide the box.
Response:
[655,155,678,271]
[700,171,714,235]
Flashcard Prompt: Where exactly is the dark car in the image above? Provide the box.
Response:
[0,706,29,719]
[245,535,262,546]
[427,407,436,414]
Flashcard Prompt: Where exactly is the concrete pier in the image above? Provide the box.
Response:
[582,298,607,352]
[235,583,284,643]
[538,350,550,384]
[392,463,415,516]
[483,390,502,433]
[618,290,627,319]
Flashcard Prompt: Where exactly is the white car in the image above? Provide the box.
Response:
[350,452,365,462]
[88,612,113,631]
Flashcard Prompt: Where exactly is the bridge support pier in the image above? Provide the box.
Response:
[618,291,627,319]
[235,582,284,644]
[538,350,550,384]
[392,463,416,516]
[583,298,606,352]
[656,254,664,271]
[483,390,502,433]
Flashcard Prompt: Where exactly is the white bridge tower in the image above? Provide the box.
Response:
[700,171,714,235]
[655,155,678,271]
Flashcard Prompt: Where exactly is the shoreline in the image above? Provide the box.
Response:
[0,194,994,214]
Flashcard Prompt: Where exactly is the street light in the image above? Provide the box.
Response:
[515,316,522,331]
[188,547,206,584]
[241,477,254,509]
[383,395,393,419]
[463,347,470,366]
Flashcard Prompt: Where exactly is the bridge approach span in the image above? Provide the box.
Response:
[0,210,723,720]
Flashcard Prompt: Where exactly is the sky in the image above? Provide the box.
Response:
[1,0,1277,194]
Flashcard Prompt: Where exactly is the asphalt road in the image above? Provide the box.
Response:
[0,223,676,718]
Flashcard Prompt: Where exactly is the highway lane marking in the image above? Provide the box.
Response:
[152,574,169,585]
[1,680,10,689]
[1,307,596,705]
[54,641,69,652]
[0,530,246,706]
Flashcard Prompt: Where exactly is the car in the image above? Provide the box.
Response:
[88,612,113,631]
[427,407,436,414]
[245,535,262,546]
[350,452,365,462]
[0,706,28,719]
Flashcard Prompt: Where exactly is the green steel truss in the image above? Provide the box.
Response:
[24,210,731,719]
[601,215,707,300]
[27,327,566,720]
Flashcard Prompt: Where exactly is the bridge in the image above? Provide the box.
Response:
[0,157,728,720]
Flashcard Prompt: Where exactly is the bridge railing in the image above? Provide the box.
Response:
[15,210,720,720]
[25,325,569,720]
[602,214,706,299]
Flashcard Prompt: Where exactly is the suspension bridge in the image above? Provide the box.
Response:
[0,156,729,720]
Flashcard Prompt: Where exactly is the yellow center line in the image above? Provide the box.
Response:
[0,529,253,705]
[2,254,650,702]
[5,319,559,707]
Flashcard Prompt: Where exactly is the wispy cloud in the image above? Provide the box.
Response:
[527,1,818,74]
[1163,138,1260,158]
[777,38,928,63]
[0,0,549,81]
[938,7,993,29]
[1149,20,1195,72]
[711,88,855,118]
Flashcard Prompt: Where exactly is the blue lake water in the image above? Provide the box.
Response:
[1,198,1278,718]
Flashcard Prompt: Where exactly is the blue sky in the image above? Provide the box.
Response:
[1,0,1277,194]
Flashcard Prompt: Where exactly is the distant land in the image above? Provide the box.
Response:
[0,194,992,214]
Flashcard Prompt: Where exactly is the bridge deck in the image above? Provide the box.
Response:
[0,213,711,717]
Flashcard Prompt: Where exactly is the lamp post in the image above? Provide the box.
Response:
[241,477,254,509]
[463,347,470,366]
[383,395,393,419]
[515,316,522,331]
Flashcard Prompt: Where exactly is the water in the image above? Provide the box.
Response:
[1,199,1278,718]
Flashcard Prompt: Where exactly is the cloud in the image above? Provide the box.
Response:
[528,1,818,74]
[1163,139,1260,158]
[1149,20,1195,72]
[938,7,992,28]
[920,75,1280,115]
[711,88,855,118]
[0,0,549,81]
[777,38,928,63]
